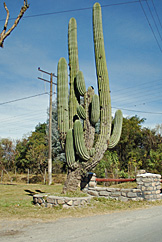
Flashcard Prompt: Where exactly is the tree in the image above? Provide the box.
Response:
[26,127,48,174]
[15,138,28,172]
[94,150,119,179]
[0,138,15,171]
[0,0,29,47]
[114,116,145,174]
[15,123,48,173]
[51,102,66,173]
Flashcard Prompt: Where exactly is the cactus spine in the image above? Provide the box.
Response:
[57,2,123,191]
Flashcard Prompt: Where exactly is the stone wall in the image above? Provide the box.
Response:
[33,172,161,208]
[86,187,143,201]
[33,194,91,208]
[83,172,161,202]
[136,173,161,201]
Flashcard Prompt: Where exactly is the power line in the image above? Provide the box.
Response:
[0,92,49,106]
[113,82,162,99]
[112,106,162,115]
[112,84,162,104]
[146,0,162,41]
[0,108,47,123]
[151,0,162,30]
[0,111,47,125]
[112,78,162,93]
[0,0,146,22]
[139,0,162,53]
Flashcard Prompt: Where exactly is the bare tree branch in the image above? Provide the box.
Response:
[0,0,29,47]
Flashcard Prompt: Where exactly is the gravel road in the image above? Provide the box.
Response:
[1,205,162,242]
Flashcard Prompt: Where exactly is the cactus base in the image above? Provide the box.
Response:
[63,168,82,193]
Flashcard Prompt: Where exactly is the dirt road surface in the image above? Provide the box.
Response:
[1,205,162,242]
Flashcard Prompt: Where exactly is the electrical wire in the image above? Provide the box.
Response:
[112,106,162,115]
[0,109,47,123]
[0,0,147,22]
[113,81,162,98]
[0,111,47,125]
[151,0,162,30]
[112,78,162,93]
[146,0,162,41]
[139,0,162,53]
[113,85,162,104]
[0,92,49,106]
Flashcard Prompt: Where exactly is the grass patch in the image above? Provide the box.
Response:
[0,183,162,222]
[110,182,137,189]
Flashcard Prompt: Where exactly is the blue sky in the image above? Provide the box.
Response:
[0,0,162,140]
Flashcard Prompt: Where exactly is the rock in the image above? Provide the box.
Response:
[87,190,98,196]
[99,191,110,196]
[57,199,65,205]
[66,200,73,206]
[127,192,137,198]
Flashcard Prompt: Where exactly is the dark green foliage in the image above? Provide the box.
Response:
[15,123,48,173]
[113,116,162,176]
[114,116,145,172]
[94,150,119,178]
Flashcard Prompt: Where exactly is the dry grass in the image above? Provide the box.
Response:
[1,182,162,222]
[0,172,67,185]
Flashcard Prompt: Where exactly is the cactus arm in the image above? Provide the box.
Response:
[90,94,100,125]
[76,71,86,96]
[57,57,69,148]
[68,18,79,129]
[77,105,86,120]
[65,129,76,168]
[74,120,90,161]
[85,2,112,171]
[93,2,112,140]
[108,110,123,149]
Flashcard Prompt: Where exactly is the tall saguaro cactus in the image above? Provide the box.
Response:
[57,2,123,192]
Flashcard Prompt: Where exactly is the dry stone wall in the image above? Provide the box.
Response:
[33,172,161,208]
[136,173,161,201]
[33,194,91,208]
[83,172,161,202]
[86,187,143,201]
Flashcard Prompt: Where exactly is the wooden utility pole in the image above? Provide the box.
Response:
[48,73,53,185]
[38,68,57,185]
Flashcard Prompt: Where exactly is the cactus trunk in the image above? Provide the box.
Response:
[63,168,81,193]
